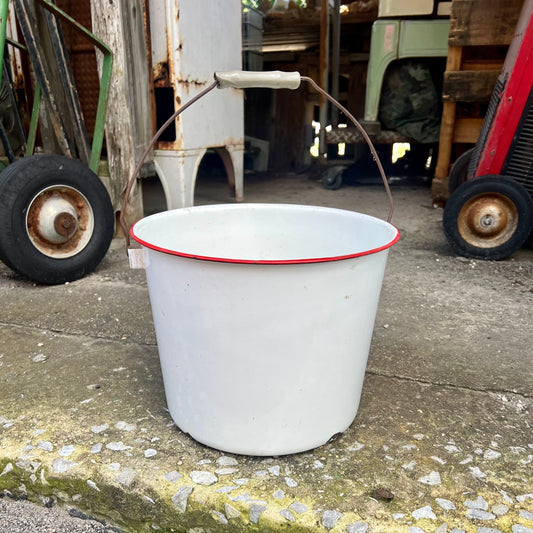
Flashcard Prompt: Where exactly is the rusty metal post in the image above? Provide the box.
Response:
[141,0,157,137]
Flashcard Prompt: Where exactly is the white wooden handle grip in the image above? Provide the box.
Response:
[215,70,301,90]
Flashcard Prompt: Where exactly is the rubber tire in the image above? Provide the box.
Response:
[321,167,344,190]
[448,148,473,193]
[0,154,115,284]
[443,175,533,260]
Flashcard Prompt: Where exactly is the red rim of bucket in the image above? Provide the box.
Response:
[130,221,400,265]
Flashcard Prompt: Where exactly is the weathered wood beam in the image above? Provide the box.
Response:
[90,0,153,230]
[443,70,501,102]
[435,45,463,181]
[448,0,523,46]
[452,118,484,144]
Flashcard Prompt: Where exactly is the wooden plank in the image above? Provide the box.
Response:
[461,58,505,71]
[262,8,376,52]
[434,46,463,180]
[91,0,152,227]
[448,0,524,46]
[442,70,501,102]
[271,79,307,170]
[452,117,484,143]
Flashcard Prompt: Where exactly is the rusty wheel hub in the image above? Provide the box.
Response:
[457,192,519,249]
[26,185,94,258]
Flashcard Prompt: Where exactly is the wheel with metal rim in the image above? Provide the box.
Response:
[0,154,114,284]
[443,175,533,260]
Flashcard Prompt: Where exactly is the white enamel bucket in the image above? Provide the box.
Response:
[131,203,399,455]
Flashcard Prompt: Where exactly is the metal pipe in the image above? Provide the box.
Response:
[0,0,9,76]
[26,82,41,156]
[14,0,76,158]
[331,0,340,127]
[35,0,113,174]
[318,0,329,155]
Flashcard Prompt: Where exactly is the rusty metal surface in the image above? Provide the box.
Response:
[26,185,92,257]
[142,0,157,137]
[457,192,519,248]
[53,211,77,238]
[6,4,26,90]
[148,0,244,152]
[153,61,170,87]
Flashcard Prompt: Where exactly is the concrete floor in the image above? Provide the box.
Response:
[1,170,532,533]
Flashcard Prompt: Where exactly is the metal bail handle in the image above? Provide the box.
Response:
[122,70,394,254]
[213,71,393,222]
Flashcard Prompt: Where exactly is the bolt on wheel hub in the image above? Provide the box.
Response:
[458,192,518,248]
[54,211,78,239]
[36,196,79,243]
[26,185,95,258]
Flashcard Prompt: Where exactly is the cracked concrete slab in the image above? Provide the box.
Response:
[1,173,532,532]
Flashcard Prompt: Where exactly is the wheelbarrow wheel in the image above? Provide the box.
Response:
[0,154,115,284]
[443,175,533,260]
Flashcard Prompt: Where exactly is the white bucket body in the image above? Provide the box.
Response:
[132,204,399,456]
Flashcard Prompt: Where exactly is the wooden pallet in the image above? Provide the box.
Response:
[432,0,524,204]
